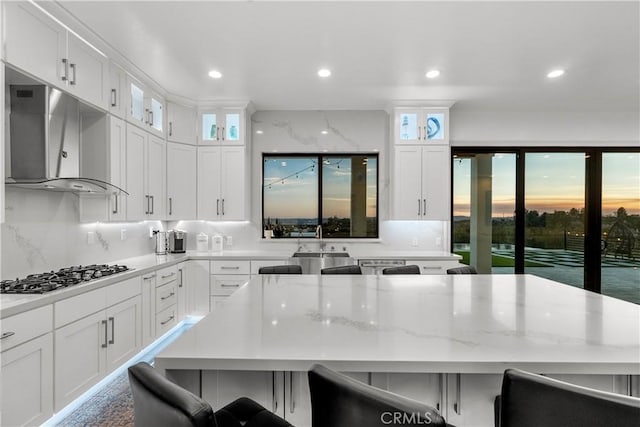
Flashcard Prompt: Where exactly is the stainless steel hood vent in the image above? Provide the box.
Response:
[6,85,127,195]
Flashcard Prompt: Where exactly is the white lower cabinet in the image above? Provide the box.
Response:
[371,373,444,411]
[444,374,502,427]
[176,263,188,321]
[105,296,142,372]
[202,371,282,417]
[187,260,211,316]
[1,333,54,426]
[210,260,250,312]
[141,272,157,346]
[413,260,463,275]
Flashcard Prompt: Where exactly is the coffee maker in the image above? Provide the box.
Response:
[169,230,187,253]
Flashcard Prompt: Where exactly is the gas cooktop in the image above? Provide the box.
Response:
[1,264,130,294]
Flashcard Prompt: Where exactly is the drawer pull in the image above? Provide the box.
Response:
[143,273,156,280]
[1,332,15,340]
[221,283,240,288]
[422,266,442,270]
[161,315,175,326]
[220,266,240,270]
[161,272,176,279]
[161,292,176,301]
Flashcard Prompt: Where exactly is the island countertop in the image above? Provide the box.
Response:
[154,274,640,375]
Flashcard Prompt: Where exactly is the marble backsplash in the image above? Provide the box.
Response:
[2,188,158,279]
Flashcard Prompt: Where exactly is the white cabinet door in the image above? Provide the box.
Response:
[147,92,165,138]
[199,109,245,145]
[167,142,197,220]
[371,373,444,414]
[422,146,450,220]
[105,296,142,372]
[176,263,187,321]
[197,147,222,219]
[4,1,66,87]
[396,109,422,143]
[147,135,166,219]
[188,260,210,316]
[220,147,246,220]
[167,102,196,144]
[1,333,54,427]
[66,31,109,110]
[110,116,127,221]
[109,62,127,118]
[393,145,423,220]
[445,374,502,427]
[141,273,157,347]
[54,310,107,410]
[202,371,279,415]
[126,124,147,220]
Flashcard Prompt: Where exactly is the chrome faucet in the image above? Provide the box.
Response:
[315,225,325,251]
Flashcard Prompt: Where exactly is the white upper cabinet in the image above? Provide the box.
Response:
[4,1,109,110]
[167,102,197,144]
[197,146,246,220]
[395,108,449,145]
[166,142,197,220]
[199,108,245,145]
[126,75,165,138]
[109,62,127,119]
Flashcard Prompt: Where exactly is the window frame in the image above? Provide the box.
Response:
[262,152,379,239]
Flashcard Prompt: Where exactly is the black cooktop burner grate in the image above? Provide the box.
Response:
[1,264,130,294]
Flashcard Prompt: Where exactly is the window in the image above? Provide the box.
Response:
[263,154,378,238]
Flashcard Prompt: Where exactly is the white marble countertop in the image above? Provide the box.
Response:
[155,274,640,375]
[0,250,460,318]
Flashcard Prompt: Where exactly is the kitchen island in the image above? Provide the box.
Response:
[154,274,640,427]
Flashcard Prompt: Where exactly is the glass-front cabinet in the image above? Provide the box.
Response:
[200,109,244,145]
[395,108,449,144]
[126,75,165,137]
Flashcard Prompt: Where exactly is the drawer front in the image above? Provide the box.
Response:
[211,260,250,275]
[210,275,250,296]
[155,305,177,337]
[155,281,178,313]
[55,287,107,328]
[1,305,53,352]
[106,276,141,307]
[156,265,178,286]
[413,261,462,275]
[250,259,287,275]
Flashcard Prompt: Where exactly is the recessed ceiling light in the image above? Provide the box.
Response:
[547,69,565,79]
[256,130,263,134]
[208,70,222,79]
[317,68,331,78]
[425,70,440,79]
[321,130,329,135]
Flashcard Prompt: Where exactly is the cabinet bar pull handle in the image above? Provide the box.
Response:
[161,272,176,279]
[161,292,175,301]
[627,375,633,396]
[111,89,117,107]
[169,122,173,136]
[102,320,108,348]
[61,58,69,81]
[422,266,442,270]
[417,126,421,140]
[150,195,154,215]
[108,317,115,344]
[220,266,240,270]
[272,372,278,412]
[145,195,149,214]
[436,373,443,411]
[417,199,421,216]
[70,63,77,85]
[161,315,175,326]
[221,199,225,215]
[216,199,220,216]
[221,127,225,141]
[423,199,427,215]
[289,372,295,413]
[424,126,427,140]
[220,283,240,288]
[178,268,183,288]
[149,111,154,127]
[454,373,461,415]
[144,109,149,124]
[112,194,118,214]
[169,197,173,216]
[0,332,15,340]
[143,273,156,280]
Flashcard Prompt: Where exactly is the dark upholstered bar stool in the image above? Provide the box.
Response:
[446,265,478,274]
[128,362,292,427]
[258,265,303,274]
[308,364,454,427]
[382,265,421,275]
[495,368,640,427]
[320,265,362,275]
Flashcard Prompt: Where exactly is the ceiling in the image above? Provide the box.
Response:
[57,1,639,112]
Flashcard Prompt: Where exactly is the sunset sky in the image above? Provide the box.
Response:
[453,152,639,217]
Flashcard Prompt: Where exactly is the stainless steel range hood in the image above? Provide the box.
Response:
[6,85,127,195]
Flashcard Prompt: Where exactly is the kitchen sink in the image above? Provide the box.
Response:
[290,251,354,273]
